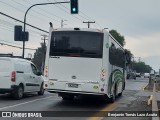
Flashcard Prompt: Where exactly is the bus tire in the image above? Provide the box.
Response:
[118,92,122,97]
[109,85,116,103]
[118,83,123,97]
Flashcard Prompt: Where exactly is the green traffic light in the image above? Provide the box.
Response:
[72,8,76,12]
[70,0,78,14]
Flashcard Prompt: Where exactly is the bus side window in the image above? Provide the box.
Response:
[109,44,125,68]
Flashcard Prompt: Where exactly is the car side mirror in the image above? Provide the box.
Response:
[36,72,42,76]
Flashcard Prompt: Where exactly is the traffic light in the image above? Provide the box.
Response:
[14,25,29,41]
[70,0,78,14]
[14,26,22,41]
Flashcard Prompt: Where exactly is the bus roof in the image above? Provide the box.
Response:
[53,28,105,33]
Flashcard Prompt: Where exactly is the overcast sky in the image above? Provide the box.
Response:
[0,0,160,71]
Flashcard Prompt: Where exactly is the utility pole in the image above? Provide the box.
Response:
[83,21,95,28]
[41,35,48,73]
[41,34,48,46]
[61,19,67,28]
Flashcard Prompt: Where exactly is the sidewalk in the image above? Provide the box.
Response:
[103,90,152,120]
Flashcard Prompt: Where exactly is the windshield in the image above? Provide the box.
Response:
[49,31,103,58]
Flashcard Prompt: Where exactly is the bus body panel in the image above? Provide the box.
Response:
[49,57,102,83]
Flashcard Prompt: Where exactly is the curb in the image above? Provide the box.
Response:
[152,82,159,120]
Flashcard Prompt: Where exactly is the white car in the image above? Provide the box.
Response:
[0,56,44,99]
[144,73,150,78]
[41,75,48,90]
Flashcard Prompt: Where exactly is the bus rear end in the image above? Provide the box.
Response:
[46,29,105,98]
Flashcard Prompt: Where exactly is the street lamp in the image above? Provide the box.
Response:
[22,1,70,58]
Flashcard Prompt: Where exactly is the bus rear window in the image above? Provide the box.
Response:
[49,31,103,58]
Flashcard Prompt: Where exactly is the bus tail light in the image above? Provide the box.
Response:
[101,69,106,81]
[45,70,48,77]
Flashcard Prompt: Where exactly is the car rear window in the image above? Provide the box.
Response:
[0,60,11,72]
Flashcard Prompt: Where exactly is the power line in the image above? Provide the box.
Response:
[0,42,36,50]
[12,0,60,24]
[0,22,43,38]
[0,12,49,33]
[62,0,102,29]
[0,1,26,12]
[0,1,45,21]
[53,0,101,29]
[48,0,83,22]
[0,18,44,35]
[23,0,63,20]
[0,39,21,46]
[0,39,37,49]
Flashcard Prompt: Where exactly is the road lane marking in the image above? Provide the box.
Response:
[87,102,118,120]
[141,84,148,90]
[0,96,53,110]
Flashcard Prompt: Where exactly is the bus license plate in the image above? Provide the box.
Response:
[68,83,78,88]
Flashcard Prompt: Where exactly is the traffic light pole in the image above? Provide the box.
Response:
[23,1,70,58]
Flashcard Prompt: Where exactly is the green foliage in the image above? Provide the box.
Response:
[132,61,152,73]
[109,29,152,71]
[109,29,125,47]
[125,49,133,65]
[32,43,46,71]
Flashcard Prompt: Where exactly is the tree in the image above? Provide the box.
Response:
[109,29,125,47]
[109,29,152,73]
[32,43,46,72]
[132,61,152,73]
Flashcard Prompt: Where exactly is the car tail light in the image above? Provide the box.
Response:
[11,71,16,82]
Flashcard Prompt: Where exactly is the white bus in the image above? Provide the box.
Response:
[44,25,130,102]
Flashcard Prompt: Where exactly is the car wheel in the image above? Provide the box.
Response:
[38,84,44,95]
[14,85,24,100]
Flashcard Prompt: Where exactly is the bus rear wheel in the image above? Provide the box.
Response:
[109,86,116,103]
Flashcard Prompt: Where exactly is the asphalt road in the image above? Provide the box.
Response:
[0,77,150,120]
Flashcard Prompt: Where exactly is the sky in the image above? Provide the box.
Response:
[0,0,160,71]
